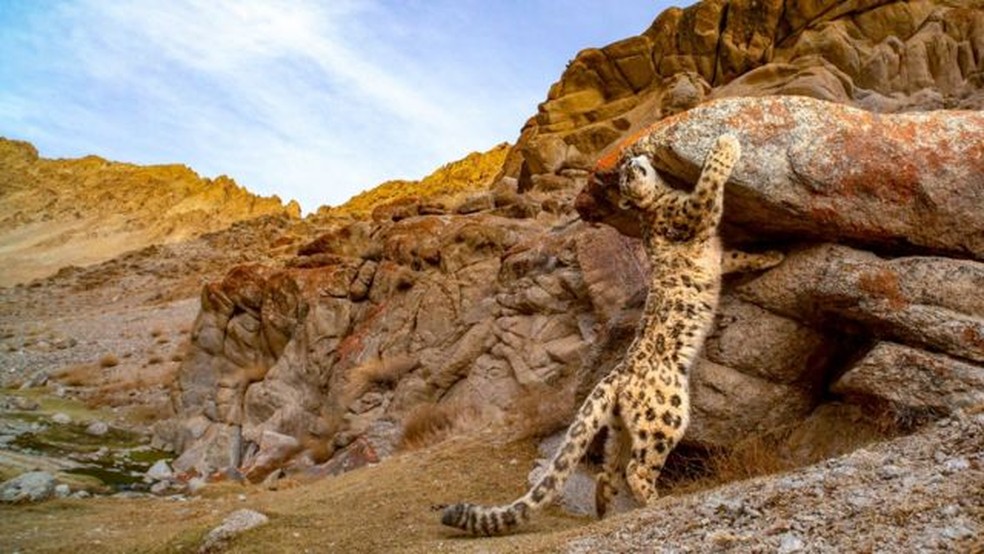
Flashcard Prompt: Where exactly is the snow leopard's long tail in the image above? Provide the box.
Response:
[440,373,620,536]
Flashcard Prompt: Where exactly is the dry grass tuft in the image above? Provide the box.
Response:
[53,363,102,386]
[99,353,120,368]
[398,401,482,451]
[505,384,575,440]
[344,355,418,402]
[120,399,174,424]
[658,436,792,496]
[662,412,896,496]
[705,434,791,483]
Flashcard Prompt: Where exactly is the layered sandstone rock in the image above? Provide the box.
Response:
[519,0,983,175]
[160,0,984,486]
[0,138,300,286]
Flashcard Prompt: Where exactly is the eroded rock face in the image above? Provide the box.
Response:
[161,0,984,481]
[521,0,983,174]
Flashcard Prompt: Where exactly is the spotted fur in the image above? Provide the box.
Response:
[441,134,742,536]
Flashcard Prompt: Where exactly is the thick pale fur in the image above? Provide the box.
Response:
[441,135,744,536]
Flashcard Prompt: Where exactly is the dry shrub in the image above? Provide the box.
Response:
[150,328,164,338]
[78,362,180,409]
[505,384,575,440]
[657,438,790,496]
[663,415,894,496]
[147,354,164,365]
[121,400,174,424]
[344,355,418,401]
[875,402,945,433]
[300,432,336,464]
[53,363,102,386]
[99,354,120,368]
[399,401,481,451]
[705,434,791,483]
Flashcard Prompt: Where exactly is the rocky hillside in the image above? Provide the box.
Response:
[324,142,511,219]
[159,0,983,521]
[515,0,984,181]
[0,138,301,287]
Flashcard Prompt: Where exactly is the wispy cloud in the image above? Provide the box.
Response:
[0,0,678,212]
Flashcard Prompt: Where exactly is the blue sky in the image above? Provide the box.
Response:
[0,1,688,213]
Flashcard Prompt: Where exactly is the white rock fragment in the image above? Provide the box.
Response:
[85,421,110,436]
[199,509,269,553]
[0,471,57,503]
[145,459,174,482]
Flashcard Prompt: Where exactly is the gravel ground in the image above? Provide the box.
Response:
[565,412,984,553]
[0,297,199,388]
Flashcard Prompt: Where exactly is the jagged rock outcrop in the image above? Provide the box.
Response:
[160,0,984,486]
[517,0,983,178]
[321,143,512,219]
[0,137,300,286]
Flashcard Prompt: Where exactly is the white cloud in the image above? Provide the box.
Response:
[1,0,677,212]
[33,0,517,211]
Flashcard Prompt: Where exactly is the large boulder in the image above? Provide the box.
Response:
[737,242,984,363]
[831,342,984,413]
[579,95,984,260]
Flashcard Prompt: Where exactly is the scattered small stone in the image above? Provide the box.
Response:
[54,483,71,498]
[187,477,207,494]
[19,370,48,388]
[713,498,746,518]
[51,412,71,425]
[85,421,110,436]
[145,459,174,482]
[0,471,57,503]
[942,457,969,474]
[778,533,806,553]
[261,468,284,490]
[7,396,40,411]
[877,464,904,480]
[150,481,171,495]
[199,509,269,553]
[941,523,974,540]
[112,491,149,499]
[72,490,91,499]
[940,504,960,517]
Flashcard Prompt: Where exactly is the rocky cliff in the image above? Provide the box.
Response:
[516,0,984,180]
[0,138,301,287]
[324,143,511,219]
[160,0,984,506]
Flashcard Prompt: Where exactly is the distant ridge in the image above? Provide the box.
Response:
[324,142,511,218]
[0,137,300,286]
